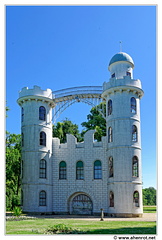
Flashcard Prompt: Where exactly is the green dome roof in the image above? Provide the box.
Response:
[109,52,134,67]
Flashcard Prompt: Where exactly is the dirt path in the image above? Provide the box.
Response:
[30,213,156,222]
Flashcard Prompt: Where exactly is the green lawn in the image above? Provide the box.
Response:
[143,206,156,213]
[6,218,156,235]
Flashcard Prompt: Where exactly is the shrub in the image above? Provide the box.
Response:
[12,206,22,217]
[44,224,84,234]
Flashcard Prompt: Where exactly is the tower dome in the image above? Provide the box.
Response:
[108,52,134,69]
[108,52,134,79]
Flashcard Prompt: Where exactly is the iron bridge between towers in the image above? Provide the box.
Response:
[52,86,105,122]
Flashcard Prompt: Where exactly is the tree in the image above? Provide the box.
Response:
[81,102,106,141]
[6,132,22,210]
[143,187,156,206]
[53,118,83,143]
[6,103,10,118]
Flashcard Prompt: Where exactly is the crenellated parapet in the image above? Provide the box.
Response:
[52,130,106,149]
[17,85,55,107]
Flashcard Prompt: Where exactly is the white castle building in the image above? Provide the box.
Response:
[17,52,144,217]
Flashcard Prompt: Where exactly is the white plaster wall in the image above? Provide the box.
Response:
[103,78,142,92]
[19,86,53,212]
[103,74,143,215]
[52,131,108,214]
[107,183,143,214]
[22,184,53,212]
[109,61,133,79]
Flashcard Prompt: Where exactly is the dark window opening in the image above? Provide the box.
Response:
[76,161,84,180]
[39,159,46,178]
[111,73,115,78]
[59,161,67,179]
[108,100,112,116]
[108,127,113,143]
[109,191,114,207]
[126,71,131,77]
[21,189,23,206]
[22,132,24,147]
[109,156,113,178]
[22,107,24,122]
[39,191,46,206]
[40,131,46,146]
[94,160,102,179]
[132,125,138,142]
[132,156,139,177]
[131,97,136,114]
[39,106,46,121]
[133,191,139,207]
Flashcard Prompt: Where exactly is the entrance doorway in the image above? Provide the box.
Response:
[71,194,93,215]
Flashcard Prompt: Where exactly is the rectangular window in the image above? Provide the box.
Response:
[76,167,84,180]
[94,166,102,179]
[39,191,46,206]
[59,167,66,179]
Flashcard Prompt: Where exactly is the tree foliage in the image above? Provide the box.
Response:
[81,102,106,141]
[6,103,10,118]
[53,118,83,143]
[6,132,22,210]
[143,187,156,206]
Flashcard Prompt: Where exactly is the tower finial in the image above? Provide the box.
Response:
[119,41,122,52]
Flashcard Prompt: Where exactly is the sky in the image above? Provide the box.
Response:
[6,5,156,189]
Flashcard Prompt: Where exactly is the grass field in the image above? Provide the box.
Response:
[6,206,157,235]
[6,218,156,235]
[143,206,156,213]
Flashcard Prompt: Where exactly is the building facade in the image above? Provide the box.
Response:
[17,52,144,217]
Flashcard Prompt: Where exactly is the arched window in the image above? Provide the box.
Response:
[76,161,84,180]
[108,127,113,143]
[59,161,66,179]
[109,156,113,178]
[21,189,23,206]
[131,97,136,113]
[22,132,24,147]
[21,107,24,122]
[132,156,139,177]
[39,159,46,178]
[39,106,46,121]
[39,190,46,206]
[132,125,138,142]
[40,131,46,146]
[21,160,24,179]
[108,100,112,116]
[133,191,139,207]
[109,191,114,207]
[94,160,102,179]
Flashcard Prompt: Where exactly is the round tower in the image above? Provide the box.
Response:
[102,52,144,217]
[17,85,55,213]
